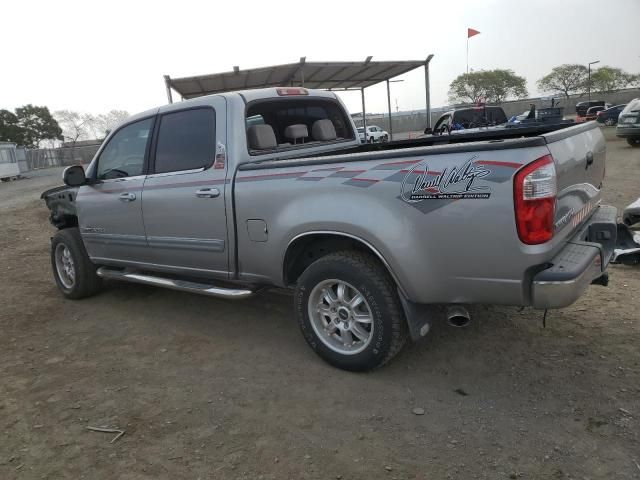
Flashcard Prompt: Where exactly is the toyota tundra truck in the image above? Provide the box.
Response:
[42,87,616,371]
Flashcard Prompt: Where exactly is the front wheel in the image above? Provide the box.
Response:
[627,138,640,147]
[294,251,407,371]
[51,228,102,299]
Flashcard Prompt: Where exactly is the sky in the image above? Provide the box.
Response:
[2,0,639,117]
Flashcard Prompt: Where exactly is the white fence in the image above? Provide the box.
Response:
[24,143,101,171]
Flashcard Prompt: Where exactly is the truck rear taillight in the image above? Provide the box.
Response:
[514,154,557,245]
[276,87,309,96]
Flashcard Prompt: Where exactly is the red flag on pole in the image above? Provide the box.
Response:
[467,28,480,38]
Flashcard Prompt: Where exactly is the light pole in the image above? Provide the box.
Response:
[588,60,600,104]
[386,79,404,141]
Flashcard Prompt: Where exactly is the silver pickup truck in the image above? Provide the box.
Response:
[43,87,617,371]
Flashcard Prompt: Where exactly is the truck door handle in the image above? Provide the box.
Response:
[585,151,594,168]
[119,192,136,202]
[195,188,220,198]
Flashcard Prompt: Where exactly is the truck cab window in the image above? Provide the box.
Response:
[154,108,216,174]
[96,118,153,180]
[245,98,354,153]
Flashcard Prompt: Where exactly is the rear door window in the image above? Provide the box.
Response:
[154,108,216,174]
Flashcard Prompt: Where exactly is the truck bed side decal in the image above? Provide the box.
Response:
[236,158,522,197]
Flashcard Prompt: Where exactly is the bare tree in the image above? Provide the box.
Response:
[53,110,92,145]
[94,110,130,138]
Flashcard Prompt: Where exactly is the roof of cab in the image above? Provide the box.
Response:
[120,88,340,128]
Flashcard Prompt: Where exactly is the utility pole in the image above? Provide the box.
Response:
[588,60,600,104]
[387,79,404,141]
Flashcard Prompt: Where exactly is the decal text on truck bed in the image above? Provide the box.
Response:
[401,156,491,202]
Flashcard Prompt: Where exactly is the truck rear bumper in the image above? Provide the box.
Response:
[531,205,617,309]
[616,126,640,138]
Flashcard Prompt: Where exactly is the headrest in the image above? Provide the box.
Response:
[284,124,308,141]
[311,119,337,141]
[248,124,277,150]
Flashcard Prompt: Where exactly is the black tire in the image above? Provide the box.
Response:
[604,118,615,127]
[294,251,407,371]
[51,227,102,299]
[368,136,374,143]
[627,138,640,147]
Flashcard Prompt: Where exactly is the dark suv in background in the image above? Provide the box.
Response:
[576,100,606,117]
[597,104,627,126]
[616,98,640,147]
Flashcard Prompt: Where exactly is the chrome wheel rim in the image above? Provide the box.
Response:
[308,279,374,355]
[54,243,75,289]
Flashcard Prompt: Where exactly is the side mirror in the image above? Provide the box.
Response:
[63,165,87,186]
[424,127,433,135]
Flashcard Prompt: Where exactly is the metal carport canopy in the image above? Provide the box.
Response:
[164,56,435,136]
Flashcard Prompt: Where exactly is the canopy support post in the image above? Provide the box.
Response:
[424,54,434,128]
[361,87,367,141]
[163,75,173,104]
[386,79,393,141]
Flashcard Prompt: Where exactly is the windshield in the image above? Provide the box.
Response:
[357,127,364,133]
[621,99,640,114]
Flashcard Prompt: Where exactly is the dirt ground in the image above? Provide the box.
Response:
[1,128,639,480]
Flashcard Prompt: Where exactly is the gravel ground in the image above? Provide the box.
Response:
[0,129,638,479]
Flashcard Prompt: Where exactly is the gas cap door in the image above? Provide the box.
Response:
[246,219,268,242]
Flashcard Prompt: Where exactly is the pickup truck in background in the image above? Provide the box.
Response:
[43,87,617,371]
[426,106,508,135]
[357,125,389,143]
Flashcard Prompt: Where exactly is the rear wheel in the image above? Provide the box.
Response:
[51,228,102,299]
[627,138,640,147]
[604,118,616,126]
[294,251,407,371]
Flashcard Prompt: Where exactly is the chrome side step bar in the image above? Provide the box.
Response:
[96,267,253,300]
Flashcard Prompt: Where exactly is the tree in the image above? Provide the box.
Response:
[96,110,129,137]
[54,110,92,145]
[0,105,62,147]
[14,105,62,147]
[482,69,528,103]
[0,109,25,144]
[537,64,588,99]
[448,69,528,104]
[55,109,130,143]
[589,66,636,93]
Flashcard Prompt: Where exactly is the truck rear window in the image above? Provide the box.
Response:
[245,98,354,153]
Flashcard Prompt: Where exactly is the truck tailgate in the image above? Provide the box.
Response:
[542,122,606,241]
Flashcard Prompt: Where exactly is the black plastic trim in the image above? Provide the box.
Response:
[542,121,598,143]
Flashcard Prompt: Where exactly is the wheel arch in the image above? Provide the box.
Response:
[282,231,408,297]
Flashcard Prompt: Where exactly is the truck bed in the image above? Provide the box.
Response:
[239,121,592,171]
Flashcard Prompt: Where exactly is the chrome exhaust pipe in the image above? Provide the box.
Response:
[447,305,471,328]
